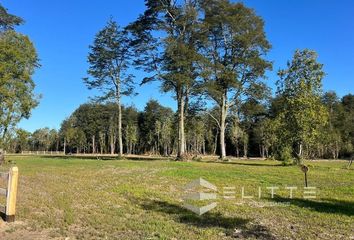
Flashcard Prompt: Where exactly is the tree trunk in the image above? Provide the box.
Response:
[261,145,265,159]
[177,93,185,159]
[236,145,240,158]
[213,129,218,155]
[118,100,123,157]
[126,140,129,155]
[157,134,160,154]
[243,144,248,158]
[63,138,66,155]
[92,135,95,154]
[110,135,115,155]
[296,142,303,162]
[219,94,227,160]
[202,140,205,155]
[298,143,303,158]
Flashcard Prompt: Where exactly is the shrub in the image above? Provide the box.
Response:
[276,146,295,165]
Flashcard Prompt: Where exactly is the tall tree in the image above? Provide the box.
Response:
[129,0,202,159]
[276,49,328,161]
[84,19,135,156]
[0,30,39,148]
[200,0,271,159]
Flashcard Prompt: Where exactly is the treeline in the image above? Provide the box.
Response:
[6,92,354,160]
[1,1,354,162]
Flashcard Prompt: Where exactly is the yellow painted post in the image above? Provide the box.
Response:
[5,166,18,222]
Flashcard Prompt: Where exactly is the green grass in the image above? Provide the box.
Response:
[0,155,353,239]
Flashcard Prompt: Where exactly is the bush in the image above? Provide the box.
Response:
[276,146,295,165]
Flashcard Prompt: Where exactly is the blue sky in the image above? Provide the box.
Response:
[2,0,354,132]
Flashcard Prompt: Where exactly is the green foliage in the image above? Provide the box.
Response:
[0,4,23,31]
[253,118,278,158]
[200,0,271,100]
[139,100,174,154]
[276,49,328,159]
[0,5,39,149]
[199,0,271,159]
[0,31,39,146]
[84,19,136,155]
[276,145,294,165]
[84,19,135,100]
[31,127,57,151]
[3,1,354,162]
[129,0,202,159]
[15,128,31,152]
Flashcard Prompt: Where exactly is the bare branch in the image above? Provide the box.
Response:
[204,110,221,129]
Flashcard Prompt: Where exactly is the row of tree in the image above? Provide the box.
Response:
[5,91,354,161]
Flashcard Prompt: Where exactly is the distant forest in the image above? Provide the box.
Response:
[8,92,354,160]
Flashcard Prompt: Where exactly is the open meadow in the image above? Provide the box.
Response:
[0,155,353,240]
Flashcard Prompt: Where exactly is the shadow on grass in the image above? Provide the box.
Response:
[37,155,117,161]
[0,212,5,222]
[35,155,169,161]
[140,199,275,239]
[272,196,354,216]
[210,161,283,167]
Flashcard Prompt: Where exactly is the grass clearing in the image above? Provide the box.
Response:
[0,155,353,239]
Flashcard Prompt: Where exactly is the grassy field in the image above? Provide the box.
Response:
[0,155,353,239]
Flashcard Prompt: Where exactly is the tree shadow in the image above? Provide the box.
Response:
[139,199,276,239]
[272,196,354,216]
[36,155,168,161]
[209,161,283,167]
[0,212,5,221]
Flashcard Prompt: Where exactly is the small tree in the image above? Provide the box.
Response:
[84,19,135,156]
[276,49,328,161]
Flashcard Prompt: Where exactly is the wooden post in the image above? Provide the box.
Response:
[301,165,309,188]
[5,166,19,222]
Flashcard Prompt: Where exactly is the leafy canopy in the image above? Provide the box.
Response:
[0,31,39,141]
[276,49,328,153]
[84,19,135,101]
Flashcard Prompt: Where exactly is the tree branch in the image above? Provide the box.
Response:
[204,110,221,129]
